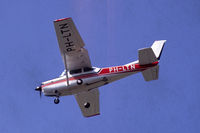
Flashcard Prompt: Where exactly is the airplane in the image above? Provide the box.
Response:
[35,17,166,117]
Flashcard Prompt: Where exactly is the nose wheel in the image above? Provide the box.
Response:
[54,98,60,104]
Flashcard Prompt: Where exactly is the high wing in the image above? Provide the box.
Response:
[75,88,100,117]
[54,18,92,71]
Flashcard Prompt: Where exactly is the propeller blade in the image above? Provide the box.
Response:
[40,90,42,98]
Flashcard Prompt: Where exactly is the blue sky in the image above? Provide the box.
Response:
[0,0,200,133]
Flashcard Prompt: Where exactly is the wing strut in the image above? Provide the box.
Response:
[63,53,69,86]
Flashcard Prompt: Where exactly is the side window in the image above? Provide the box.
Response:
[70,69,82,74]
[83,67,93,72]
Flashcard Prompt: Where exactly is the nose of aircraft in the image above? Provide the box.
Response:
[35,86,42,98]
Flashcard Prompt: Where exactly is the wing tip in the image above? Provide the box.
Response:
[84,113,100,118]
[54,17,71,22]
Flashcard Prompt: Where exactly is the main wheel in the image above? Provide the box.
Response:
[54,98,60,104]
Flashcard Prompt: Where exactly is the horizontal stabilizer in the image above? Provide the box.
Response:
[142,65,159,81]
[138,48,157,65]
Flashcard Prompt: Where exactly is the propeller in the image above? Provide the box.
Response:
[35,86,42,98]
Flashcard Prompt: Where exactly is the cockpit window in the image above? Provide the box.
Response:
[83,67,94,72]
[69,69,82,74]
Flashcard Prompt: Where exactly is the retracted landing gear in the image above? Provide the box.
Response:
[54,98,60,104]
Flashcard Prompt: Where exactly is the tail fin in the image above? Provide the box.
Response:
[151,40,166,60]
[138,40,166,81]
[138,40,166,65]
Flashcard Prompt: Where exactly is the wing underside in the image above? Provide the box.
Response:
[54,18,92,70]
[75,88,100,117]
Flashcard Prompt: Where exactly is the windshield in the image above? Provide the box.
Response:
[60,70,66,77]
[83,67,93,72]
[60,67,99,77]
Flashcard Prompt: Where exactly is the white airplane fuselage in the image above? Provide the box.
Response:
[41,60,158,97]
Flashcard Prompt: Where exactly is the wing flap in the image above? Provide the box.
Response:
[65,48,92,70]
[75,88,100,117]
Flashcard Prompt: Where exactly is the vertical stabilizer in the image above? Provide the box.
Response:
[151,40,166,60]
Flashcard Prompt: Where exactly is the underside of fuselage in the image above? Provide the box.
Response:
[43,70,138,97]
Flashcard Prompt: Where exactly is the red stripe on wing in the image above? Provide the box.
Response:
[54,17,71,22]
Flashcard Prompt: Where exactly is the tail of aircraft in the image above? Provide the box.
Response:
[151,40,166,60]
[138,40,166,81]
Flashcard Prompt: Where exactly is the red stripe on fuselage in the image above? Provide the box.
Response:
[42,73,98,88]
[98,61,158,75]
[42,61,158,88]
